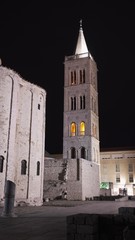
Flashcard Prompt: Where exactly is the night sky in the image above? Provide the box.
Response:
[0,3,135,154]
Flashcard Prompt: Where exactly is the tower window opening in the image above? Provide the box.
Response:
[71,71,76,85]
[38,104,40,110]
[71,147,76,159]
[80,121,85,135]
[80,69,85,84]
[83,95,85,109]
[83,69,85,83]
[80,95,85,109]
[80,70,82,83]
[71,97,76,110]
[70,122,76,136]
[80,96,82,109]
[81,147,86,159]
[74,71,76,83]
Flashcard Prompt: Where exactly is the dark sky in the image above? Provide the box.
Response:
[0,3,135,153]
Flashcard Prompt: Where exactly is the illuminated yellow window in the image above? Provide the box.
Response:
[70,122,76,136]
[80,121,85,135]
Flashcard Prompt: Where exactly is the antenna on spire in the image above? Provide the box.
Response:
[80,19,82,29]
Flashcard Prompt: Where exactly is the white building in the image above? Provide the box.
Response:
[100,148,135,196]
[0,62,46,206]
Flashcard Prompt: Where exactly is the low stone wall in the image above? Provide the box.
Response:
[66,208,135,240]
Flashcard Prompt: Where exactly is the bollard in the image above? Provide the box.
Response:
[1,180,17,217]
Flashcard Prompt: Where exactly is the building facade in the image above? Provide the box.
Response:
[100,149,135,196]
[0,63,46,206]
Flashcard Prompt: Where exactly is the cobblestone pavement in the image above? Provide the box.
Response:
[0,200,135,240]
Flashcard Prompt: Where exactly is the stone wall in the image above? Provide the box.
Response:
[81,159,100,200]
[44,157,100,201]
[67,210,135,240]
[44,158,68,200]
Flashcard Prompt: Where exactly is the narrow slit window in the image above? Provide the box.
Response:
[37,161,40,175]
[21,160,27,175]
[0,155,4,173]
[38,104,40,110]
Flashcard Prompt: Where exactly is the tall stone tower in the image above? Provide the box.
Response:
[63,21,100,200]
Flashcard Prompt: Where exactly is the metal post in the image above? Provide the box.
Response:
[1,180,17,217]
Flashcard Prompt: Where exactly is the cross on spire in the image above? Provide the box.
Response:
[80,19,82,29]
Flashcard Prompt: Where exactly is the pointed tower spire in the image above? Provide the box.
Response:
[75,19,89,58]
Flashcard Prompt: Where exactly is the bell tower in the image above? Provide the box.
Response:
[63,20,100,164]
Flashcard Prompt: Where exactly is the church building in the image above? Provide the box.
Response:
[0,62,46,206]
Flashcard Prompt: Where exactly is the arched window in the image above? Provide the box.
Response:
[81,147,86,159]
[80,121,85,135]
[70,122,76,136]
[74,97,76,110]
[71,71,76,85]
[71,97,76,110]
[80,70,83,83]
[71,147,76,159]
[83,69,85,83]
[74,71,76,84]
[83,96,85,109]
[37,161,40,175]
[80,96,83,109]
[80,69,85,83]
[21,160,27,175]
[0,155,4,173]
[71,97,74,110]
[80,95,85,109]
[71,71,73,84]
